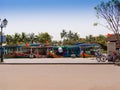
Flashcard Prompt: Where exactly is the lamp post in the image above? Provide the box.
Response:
[0,18,8,62]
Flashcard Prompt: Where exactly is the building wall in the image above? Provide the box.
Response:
[107,42,116,54]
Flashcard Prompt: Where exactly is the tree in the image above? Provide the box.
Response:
[6,34,13,45]
[36,32,52,44]
[20,32,28,43]
[28,33,36,44]
[97,35,106,45]
[74,33,79,41]
[85,35,95,43]
[67,30,73,39]
[60,29,67,40]
[13,33,21,45]
[60,30,80,45]
[97,35,107,50]
[94,0,120,39]
[85,34,107,50]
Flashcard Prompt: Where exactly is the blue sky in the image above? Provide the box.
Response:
[0,0,110,40]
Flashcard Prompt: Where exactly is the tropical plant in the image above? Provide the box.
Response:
[36,32,52,44]
[13,33,21,45]
[60,29,67,40]
[6,34,13,45]
[60,30,80,45]
[85,35,95,43]
[20,32,28,43]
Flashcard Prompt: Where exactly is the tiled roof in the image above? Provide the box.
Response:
[106,34,120,42]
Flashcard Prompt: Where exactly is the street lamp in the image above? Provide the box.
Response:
[0,18,8,62]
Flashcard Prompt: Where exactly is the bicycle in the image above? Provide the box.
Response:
[95,52,107,62]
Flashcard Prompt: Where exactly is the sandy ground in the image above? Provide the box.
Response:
[0,64,120,90]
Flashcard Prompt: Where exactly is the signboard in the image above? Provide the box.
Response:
[0,36,6,43]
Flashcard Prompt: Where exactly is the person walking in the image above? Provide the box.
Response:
[81,50,85,58]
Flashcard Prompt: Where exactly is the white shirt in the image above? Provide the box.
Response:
[58,47,63,53]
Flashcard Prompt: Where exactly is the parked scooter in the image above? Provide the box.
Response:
[107,52,120,65]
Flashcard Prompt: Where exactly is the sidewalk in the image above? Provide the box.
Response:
[0,58,114,64]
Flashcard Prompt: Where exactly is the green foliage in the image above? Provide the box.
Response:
[93,23,98,26]
[6,32,52,45]
[36,32,52,43]
[85,34,107,45]
[5,31,107,47]
[60,30,80,45]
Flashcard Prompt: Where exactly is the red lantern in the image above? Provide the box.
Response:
[26,43,29,48]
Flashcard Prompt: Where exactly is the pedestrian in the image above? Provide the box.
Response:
[81,50,85,58]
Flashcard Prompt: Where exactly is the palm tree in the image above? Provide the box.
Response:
[86,35,95,43]
[73,33,79,41]
[20,32,28,44]
[60,29,67,40]
[6,34,13,45]
[28,33,35,44]
[13,33,21,45]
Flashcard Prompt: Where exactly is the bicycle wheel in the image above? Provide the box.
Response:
[96,57,101,62]
[101,55,107,62]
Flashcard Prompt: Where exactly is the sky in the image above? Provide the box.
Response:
[0,0,111,40]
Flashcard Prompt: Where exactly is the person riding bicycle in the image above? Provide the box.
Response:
[95,48,107,62]
[95,48,102,57]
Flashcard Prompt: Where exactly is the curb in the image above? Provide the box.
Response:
[0,62,114,65]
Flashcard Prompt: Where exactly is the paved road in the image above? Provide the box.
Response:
[0,64,119,90]
[0,58,119,90]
